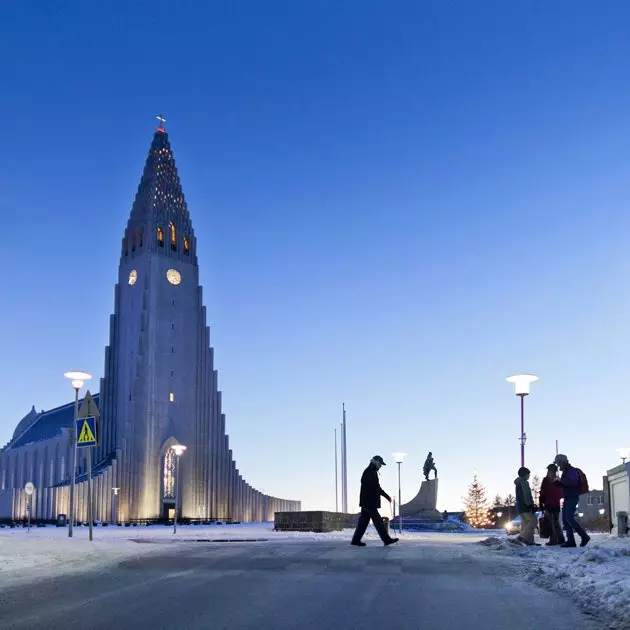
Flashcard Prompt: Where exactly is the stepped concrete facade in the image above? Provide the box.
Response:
[400,479,441,520]
[0,122,300,523]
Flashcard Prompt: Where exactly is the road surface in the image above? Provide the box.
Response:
[0,538,601,629]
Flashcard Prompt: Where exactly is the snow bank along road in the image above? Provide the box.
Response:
[0,532,602,630]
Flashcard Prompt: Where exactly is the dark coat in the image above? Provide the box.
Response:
[514,476,534,515]
[558,466,580,499]
[540,476,562,509]
[359,463,391,509]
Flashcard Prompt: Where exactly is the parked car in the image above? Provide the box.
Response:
[505,515,521,535]
[504,512,544,536]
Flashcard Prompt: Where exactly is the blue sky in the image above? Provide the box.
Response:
[2,1,630,512]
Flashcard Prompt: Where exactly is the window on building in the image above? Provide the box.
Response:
[170,370,174,377]
[131,230,136,252]
[171,346,174,354]
[171,322,175,330]
[587,496,593,505]
[157,226,164,247]
[163,449,176,499]
[169,392,175,402]
[172,299,175,307]
[169,222,177,251]
[598,496,604,505]
[184,236,190,255]
[124,238,128,256]
[139,228,144,247]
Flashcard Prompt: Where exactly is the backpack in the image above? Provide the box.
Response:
[575,468,589,495]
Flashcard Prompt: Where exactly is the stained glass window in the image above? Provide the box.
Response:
[184,236,190,254]
[163,449,176,499]
[157,226,164,247]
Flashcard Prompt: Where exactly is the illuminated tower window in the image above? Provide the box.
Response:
[169,392,175,402]
[163,449,176,499]
[170,222,177,251]
[183,236,190,255]
[157,226,164,247]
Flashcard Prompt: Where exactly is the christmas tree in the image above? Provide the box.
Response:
[464,475,491,528]
[531,474,541,506]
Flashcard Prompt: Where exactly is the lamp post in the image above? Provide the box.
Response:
[112,487,120,525]
[505,374,539,468]
[171,444,187,534]
[392,452,407,535]
[617,448,630,464]
[64,370,92,538]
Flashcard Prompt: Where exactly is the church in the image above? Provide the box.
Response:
[0,121,301,524]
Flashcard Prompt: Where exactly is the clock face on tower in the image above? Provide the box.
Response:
[128,270,137,286]
[166,269,181,285]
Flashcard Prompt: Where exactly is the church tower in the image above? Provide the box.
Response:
[95,119,295,521]
[0,119,300,524]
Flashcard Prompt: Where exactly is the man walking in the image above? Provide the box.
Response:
[351,456,399,547]
[514,466,539,546]
[539,463,565,546]
[554,454,591,548]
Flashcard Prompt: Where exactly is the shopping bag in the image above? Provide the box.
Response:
[538,513,551,539]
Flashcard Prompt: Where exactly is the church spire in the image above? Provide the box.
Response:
[121,119,196,264]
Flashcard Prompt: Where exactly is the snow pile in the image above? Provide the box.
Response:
[480,534,630,628]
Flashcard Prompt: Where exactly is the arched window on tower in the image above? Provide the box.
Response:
[163,449,176,499]
[157,226,164,247]
[183,236,190,255]
[131,230,136,252]
[169,222,177,251]
[139,228,144,248]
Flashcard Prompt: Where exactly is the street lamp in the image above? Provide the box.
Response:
[112,487,120,525]
[392,452,407,535]
[617,448,630,464]
[64,370,92,538]
[171,444,187,534]
[506,374,539,468]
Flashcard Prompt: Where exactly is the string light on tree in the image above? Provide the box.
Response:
[464,474,491,529]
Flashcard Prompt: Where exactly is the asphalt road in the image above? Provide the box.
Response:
[0,539,601,630]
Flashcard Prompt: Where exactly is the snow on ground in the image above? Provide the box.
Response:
[480,533,630,629]
[0,523,501,586]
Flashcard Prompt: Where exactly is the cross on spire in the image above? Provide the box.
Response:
[156,114,167,132]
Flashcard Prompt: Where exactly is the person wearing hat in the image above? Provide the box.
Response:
[539,463,565,546]
[553,454,590,548]
[514,466,539,546]
[351,456,400,547]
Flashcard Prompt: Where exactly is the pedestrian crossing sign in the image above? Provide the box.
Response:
[76,416,98,447]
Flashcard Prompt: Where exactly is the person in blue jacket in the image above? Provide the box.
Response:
[553,454,590,548]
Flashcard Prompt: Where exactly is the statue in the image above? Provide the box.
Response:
[423,452,437,481]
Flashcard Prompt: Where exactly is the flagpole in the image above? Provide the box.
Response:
[334,428,339,512]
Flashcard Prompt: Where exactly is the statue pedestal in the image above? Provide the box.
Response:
[400,478,441,519]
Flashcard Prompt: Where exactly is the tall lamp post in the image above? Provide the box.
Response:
[617,448,630,464]
[64,370,92,538]
[112,487,120,525]
[171,444,187,534]
[505,374,538,468]
[392,452,407,535]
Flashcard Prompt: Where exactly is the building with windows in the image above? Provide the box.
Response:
[577,489,605,525]
[0,121,301,523]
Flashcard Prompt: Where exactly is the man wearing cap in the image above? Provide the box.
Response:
[351,455,400,547]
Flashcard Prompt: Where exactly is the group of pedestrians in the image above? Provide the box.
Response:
[513,454,591,548]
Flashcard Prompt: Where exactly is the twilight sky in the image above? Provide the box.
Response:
[1,1,630,512]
